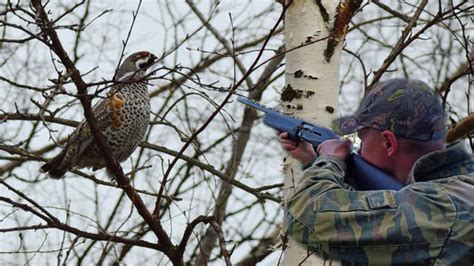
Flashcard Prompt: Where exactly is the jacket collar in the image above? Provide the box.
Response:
[406,141,474,184]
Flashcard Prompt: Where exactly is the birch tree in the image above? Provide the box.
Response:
[281,0,361,264]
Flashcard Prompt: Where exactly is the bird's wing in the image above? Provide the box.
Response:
[82,86,128,129]
[105,89,127,131]
[50,85,128,172]
[65,90,125,150]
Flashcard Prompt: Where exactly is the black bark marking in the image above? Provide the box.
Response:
[314,0,329,23]
[324,0,362,62]
[293,70,319,80]
[294,70,303,78]
[282,84,316,102]
[307,75,318,80]
[324,42,336,63]
[281,84,298,102]
[325,106,335,113]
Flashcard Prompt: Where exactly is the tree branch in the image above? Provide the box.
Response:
[30,0,179,263]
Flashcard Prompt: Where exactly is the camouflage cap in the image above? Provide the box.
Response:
[332,78,447,141]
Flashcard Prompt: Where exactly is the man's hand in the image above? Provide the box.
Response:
[317,139,352,160]
[278,131,316,165]
[279,131,353,165]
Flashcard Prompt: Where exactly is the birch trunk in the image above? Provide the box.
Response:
[282,0,344,264]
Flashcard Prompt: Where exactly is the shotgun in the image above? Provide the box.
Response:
[238,97,404,191]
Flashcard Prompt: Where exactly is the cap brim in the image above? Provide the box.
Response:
[331,116,364,136]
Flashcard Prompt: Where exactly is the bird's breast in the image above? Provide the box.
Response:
[104,95,150,161]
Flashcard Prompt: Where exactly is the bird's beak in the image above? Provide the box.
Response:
[147,53,158,67]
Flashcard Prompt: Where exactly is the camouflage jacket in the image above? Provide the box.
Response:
[285,141,474,265]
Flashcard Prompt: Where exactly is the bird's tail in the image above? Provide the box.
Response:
[40,150,69,179]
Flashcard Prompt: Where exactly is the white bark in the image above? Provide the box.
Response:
[282,0,342,265]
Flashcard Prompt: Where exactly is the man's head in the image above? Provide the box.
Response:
[332,78,447,141]
[332,78,447,179]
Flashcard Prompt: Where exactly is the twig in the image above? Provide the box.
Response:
[372,0,411,23]
[153,0,290,220]
[368,0,429,90]
[0,196,162,250]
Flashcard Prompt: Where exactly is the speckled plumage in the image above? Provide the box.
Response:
[41,51,157,178]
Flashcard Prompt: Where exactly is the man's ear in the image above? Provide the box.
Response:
[381,130,398,157]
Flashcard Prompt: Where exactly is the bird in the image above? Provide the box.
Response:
[41,51,157,179]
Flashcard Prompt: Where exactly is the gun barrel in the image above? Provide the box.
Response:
[237,97,272,113]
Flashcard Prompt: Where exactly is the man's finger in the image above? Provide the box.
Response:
[282,144,296,151]
[281,139,297,147]
[279,131,289,139]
